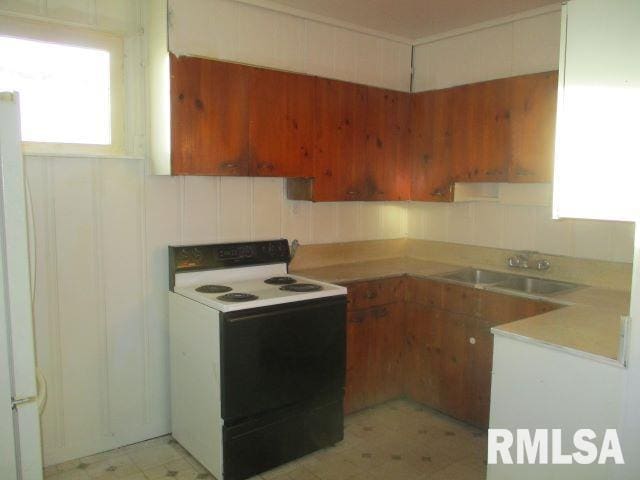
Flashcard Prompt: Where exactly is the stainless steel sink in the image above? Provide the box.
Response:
[493,276,580,295]
[437,268,511,285]
[433,267,581,297]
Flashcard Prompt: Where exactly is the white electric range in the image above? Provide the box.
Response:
[168,239,347,480]
[173,264,346,312]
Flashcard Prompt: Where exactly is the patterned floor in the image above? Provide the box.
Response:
[44,399,487,480]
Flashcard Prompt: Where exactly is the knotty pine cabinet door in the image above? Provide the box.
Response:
[345,308,371,414]
[450,78,511,183]
[437,310,474,421]
[509,71,558,183]
[404,303,474,422]
[170,55,251,175]
[249,68,316,177]
[363,87,411,200]
[367,302,405,405]
[404,303,444,408]
[410,89,454,201]
[344,303,405,414]
[313,78,368,201]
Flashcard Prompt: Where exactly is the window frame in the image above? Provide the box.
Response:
[0,16,125,156]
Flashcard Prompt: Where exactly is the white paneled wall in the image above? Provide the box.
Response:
[169,0,412,91]
[3,0,633,468]
[408,202,635,263]
[27,155,406,465]
[0,0,141,33]
[412,8,562,91]
[405,7,637,263]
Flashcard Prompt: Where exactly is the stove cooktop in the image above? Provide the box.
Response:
[173,268,346,312]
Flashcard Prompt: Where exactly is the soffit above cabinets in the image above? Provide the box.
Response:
[256,0,561,40]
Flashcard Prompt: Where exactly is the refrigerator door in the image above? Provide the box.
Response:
[0,92,43,480]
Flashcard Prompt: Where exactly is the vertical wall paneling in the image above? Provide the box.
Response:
[310,203,338,244]
[136,159,151,425]
[143,173,181,445]
[181,177,220,243]
[52,158,102,454]
[169,0,413,92]
[219,177,252,242]
[408,201,635,262]
[90,159,111,439]
[412,9,561,92]
[252,178,283,241]
[100,159,147,434]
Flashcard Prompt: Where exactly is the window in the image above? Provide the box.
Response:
[0,18,124,154]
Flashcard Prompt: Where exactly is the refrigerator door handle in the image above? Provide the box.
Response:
[10,396,37,410]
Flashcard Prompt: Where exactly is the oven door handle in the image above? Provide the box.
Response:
[223,297,347,323]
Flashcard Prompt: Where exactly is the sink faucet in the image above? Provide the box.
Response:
[507,251,550,271]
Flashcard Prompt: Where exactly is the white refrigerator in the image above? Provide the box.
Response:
[0,92,43,479]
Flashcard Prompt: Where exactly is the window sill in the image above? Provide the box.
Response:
[23,151,145,161]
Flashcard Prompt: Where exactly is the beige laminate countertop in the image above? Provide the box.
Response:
[293,257,630,367]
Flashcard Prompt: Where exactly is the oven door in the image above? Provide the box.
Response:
[220,296,346,423]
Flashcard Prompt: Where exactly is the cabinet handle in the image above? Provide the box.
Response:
[469,337,476,345]
[515,168,533,177]
[373,307,388,318]
[365,291,377,300]
[347,190,359,196]
[349,316,364,324]
[432,190,444,197]
[223,162,237,169]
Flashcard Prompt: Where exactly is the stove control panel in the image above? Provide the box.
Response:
[169,240,291,286]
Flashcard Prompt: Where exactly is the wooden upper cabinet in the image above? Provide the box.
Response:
[170,54,251,175]
[410,71,558,201]
[170,54,557,196]
[313,78,368,201]
[509,71,558,183]
[364,87,411,200]
[410,89,454,201]
[249,67,315,178]
[450,78,511,182]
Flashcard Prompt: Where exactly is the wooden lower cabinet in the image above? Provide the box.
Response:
[467,321,494,428]
[345,302,404,414]
[344,276,562,428]
[404,303,479,426]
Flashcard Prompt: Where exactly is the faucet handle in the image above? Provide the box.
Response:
[507,256,520,267]
[535,259,551,271]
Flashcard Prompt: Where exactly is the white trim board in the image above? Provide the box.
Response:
[413,3,562,45]
[233,0,413,45]
[233,1,561,47]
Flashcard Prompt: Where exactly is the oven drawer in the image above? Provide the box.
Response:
[223,398,343,480]
[220,297,347,422]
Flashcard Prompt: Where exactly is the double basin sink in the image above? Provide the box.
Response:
[431,268,581,297]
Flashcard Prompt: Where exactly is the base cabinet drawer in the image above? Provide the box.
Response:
[346,277,405,310]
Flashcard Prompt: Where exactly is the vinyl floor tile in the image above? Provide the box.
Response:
[46,399,486,480]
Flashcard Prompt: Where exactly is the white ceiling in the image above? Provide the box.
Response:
[263,0,561,40]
